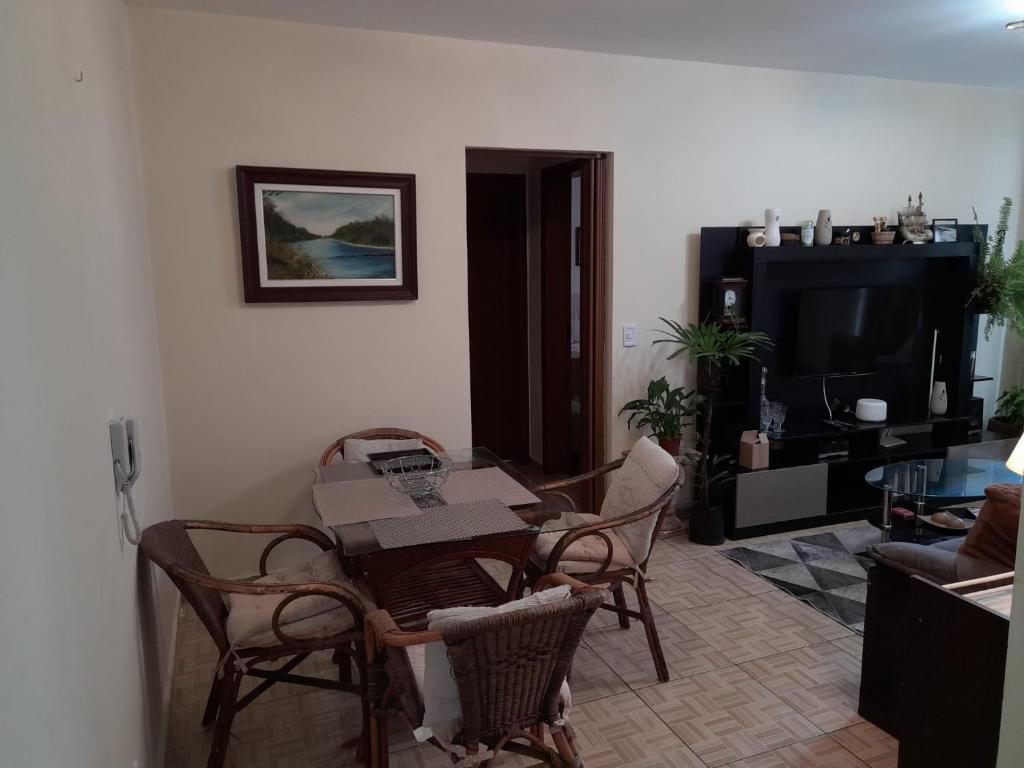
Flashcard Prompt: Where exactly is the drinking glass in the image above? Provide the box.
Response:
[769,402,788,435]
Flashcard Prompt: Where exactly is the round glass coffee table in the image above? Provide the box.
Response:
[864,458,1019,542]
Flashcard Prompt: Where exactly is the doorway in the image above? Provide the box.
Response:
[465,148,611,500]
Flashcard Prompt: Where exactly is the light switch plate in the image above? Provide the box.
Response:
[622,324,638,347]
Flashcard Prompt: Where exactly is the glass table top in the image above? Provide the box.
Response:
[864,458,1020,501]
[316,447,587,556]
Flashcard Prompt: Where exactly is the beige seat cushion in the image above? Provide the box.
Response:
[343,438,424,463]
[599,436,679,564]
[224,550,357,647]
[530,513,636,574]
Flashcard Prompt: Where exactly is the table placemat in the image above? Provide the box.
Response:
[439,467,541,508]
[313,477,420,525]
[368,499,530,550]
[319,461,377,484]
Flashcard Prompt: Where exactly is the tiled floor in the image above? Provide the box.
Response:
[164,521,897,768]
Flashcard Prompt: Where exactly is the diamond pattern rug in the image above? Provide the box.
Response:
[721,526,881,634]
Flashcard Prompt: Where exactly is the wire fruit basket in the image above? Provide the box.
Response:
[382,454,452,500]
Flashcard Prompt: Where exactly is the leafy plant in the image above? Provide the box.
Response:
[653,319,772,507]
[970,197,1024,340]
[619,377,702,442]
[995,386,1024,427]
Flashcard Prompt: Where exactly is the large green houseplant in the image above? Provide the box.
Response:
[619,376,702,456]
[654,319,771,544]
[970,197,1024,340]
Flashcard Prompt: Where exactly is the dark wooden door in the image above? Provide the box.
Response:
[466,173,530,462]
[541,160,585,475]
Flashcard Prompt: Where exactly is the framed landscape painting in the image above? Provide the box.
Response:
[236,166,417,302]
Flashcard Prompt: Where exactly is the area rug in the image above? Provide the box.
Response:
[720,525,881,634]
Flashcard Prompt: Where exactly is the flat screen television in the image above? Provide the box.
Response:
[794,286,922,377]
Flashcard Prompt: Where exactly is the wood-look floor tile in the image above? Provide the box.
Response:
[637,666,821,767]
[674,596,834,663]
[830,634,863,661]
[703,553,778,594]
[725,734,870,767]
[643,557,751,612]
[755,589,853,641]
[740,644,863,733]
[569,642,631,703]
[585,613,730,689]
[830,722,898,768]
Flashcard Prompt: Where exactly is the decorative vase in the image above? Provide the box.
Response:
[814,209,832,246]
[746,227,766,248]
[930,381,948,415]
[763,209,781,247]
[800,221,815,246]
[658,436,682,457]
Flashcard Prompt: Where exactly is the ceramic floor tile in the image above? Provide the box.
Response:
[637,666,821,767]
[643,557,752,612]
[584,583,667,630]
[725,735,870,767]
[661,533,733,559]
[569,642,631,703]
[830,722,898,768]
[740,644,863,733]
[674,596,834,664]
[830,634,863,661]
[703,553,779,594]
[570,691,707,767]
[584,612,731,689]
[755,589,853,641]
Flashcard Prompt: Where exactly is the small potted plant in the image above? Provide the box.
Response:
[969,197,1024,340]
[619,376,701,456]
[653,319,772,544]
[988,386,1024,437]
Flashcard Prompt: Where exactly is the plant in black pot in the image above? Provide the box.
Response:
[969,197,1024,340]
[989,386,1024,437]
[654,319,772,545]
[619,376,702,457]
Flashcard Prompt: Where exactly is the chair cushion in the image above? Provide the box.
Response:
[224,550,356,647]
[343,438,423,463]
[416,586,573,743]
[598,436,679,564]
[530,513,636,574]
[961,483,1020,570]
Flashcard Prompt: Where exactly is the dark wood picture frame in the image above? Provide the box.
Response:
[236,165,417,303]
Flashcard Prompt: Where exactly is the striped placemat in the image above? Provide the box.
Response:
[368,498,530,550]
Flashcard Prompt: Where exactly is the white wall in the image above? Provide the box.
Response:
[128,9,1024,580]
[0,1,176,766]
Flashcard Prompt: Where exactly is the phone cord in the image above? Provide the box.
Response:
[118,476,142,545]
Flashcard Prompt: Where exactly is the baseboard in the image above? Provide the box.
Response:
[157,592,182,768]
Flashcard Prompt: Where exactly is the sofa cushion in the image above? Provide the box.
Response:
[530,513,636,574]
[343,438,423,463]
[599,436,679,564]
[868,540,1008,584]
[960,483,1020,570]
[224,550,357,647]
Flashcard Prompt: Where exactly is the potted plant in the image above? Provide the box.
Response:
[969,197,1024,340]
[619,376,701,456]
[988,386,1024,437]
[654,319,772,544]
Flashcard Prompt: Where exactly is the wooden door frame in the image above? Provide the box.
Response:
[466,147,612,483]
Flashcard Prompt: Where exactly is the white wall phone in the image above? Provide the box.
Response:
[109,417,142,544]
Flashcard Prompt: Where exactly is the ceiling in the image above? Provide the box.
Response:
[129,0,1024,89]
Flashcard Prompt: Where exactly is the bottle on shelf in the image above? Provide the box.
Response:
[759,366,771,432]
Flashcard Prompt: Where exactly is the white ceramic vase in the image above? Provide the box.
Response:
[814,209,832,246]
[746,227,766,248]
[930,381,948,415]
[763,209,781,247]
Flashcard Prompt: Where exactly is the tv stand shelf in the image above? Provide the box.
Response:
[752,242,978,263]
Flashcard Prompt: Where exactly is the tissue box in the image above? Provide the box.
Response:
[739,430,769,470]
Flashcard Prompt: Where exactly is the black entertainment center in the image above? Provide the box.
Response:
[698,224,1001,537]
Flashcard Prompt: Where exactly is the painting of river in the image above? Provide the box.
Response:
[290,237,396,279]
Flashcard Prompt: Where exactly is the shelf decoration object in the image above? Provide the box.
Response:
[899,192,934,244]
[814,209,832,246]
[871,216,896,245]
[800,220,814,246]
[764,209,782,247]
[709,277,749,326]
[933,218,959,243]
[746,227,766,247]
[930,380,948,415]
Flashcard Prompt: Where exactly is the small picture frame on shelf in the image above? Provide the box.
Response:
[709,277,749,326]
[932,218,958,243]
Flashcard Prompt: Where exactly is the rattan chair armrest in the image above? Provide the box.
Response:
[257,531,334,576]
[533,458,626,492]
[537,490,578,514]
[179,520,335,575]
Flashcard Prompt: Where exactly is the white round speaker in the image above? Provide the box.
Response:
[856,398,887,422]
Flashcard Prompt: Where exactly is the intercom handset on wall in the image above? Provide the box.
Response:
[109,418,142,544]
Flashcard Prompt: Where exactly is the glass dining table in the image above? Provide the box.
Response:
[864,458,1019,542]
[314,447,587,627]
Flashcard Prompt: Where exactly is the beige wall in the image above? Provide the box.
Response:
[0,1,177,766]
[129,9,1024,579]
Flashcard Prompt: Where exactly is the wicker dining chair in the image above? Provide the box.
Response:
[319,427,446,467]
[140,519,374,768]
[524,439,681,683]
[364,574,605,768]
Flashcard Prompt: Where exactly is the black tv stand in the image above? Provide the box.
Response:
[821,418,856,430]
